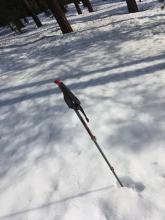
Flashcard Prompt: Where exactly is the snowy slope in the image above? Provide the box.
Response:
[0,0,165,220]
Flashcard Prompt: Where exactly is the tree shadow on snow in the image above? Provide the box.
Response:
[0,185,112,219]
[0,3,165,203]
[0,53,164,108]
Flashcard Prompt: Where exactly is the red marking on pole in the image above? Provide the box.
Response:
[54,80,62,86]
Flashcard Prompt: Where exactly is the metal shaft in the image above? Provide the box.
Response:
[75,110,123,187]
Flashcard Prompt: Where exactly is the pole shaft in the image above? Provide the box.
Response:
[75,110,123,187]
[93,139,123,187]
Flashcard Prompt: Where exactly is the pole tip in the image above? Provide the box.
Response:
[54,79,62,86]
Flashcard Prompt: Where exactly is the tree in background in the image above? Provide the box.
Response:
[81,0,94,12]
[46,0,73,34]
[35,0,51,16]
[0,0,73,34]
[126,0,138,13]
[23,0,43,27]
[0,0,19,26]
[0,0,42,29]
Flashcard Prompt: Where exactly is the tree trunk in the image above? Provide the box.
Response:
[81,0,94,12]
[57,0,68,13]
[46,0,73,34]
[23,0,43,27]
[74,0,82,14]
[126,0,138,13]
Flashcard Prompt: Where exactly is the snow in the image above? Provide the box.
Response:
[0,0,165,219]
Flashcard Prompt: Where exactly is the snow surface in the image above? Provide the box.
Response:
[0,0,165,219]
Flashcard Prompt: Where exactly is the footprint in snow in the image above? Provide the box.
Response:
[161,174,165,179]
[120,176,145,192]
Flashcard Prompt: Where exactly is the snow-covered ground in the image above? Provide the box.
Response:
[0,0,165,219]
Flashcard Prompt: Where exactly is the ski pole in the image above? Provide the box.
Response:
[54,80,123,187]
